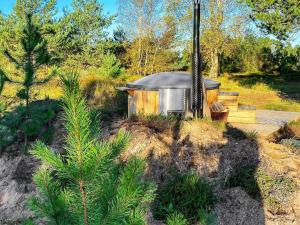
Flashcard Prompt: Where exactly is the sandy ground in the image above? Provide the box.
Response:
[120,118,300,225]
[0,117,299,225]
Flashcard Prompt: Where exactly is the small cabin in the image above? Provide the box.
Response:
[119,72,221,117]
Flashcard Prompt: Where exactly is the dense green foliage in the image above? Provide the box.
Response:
[152,172,215,224]
[28,74,155,225]
[0,13,56,106]
[0,100,60,151]
[1,0,299,76]
[99,53,123,77]
[245,0,300,41]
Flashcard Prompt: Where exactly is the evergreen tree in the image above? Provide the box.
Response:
[245,0,300,41]
[99,53,123,78]
[28,73,155,225]
[0,13,56,108]
[56,0,113,68]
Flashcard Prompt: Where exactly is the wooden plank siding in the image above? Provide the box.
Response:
[206,89,219,107]
[131,90,159,115]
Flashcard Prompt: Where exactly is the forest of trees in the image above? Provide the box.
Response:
[0,0,299,80]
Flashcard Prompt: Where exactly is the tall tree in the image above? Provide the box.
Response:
[0,14,56,107]
[0,0,58,70]
[166,0,246,78]
[245,0,300,41]
[56,0,113,68]
[28,73,155,225]
[245,0,300,73]
[202,0,245,78]
[118,0,178,75]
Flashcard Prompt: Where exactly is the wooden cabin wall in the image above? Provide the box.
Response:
[128,90,159,115]
[206,89,219,107]
[128,88,219,117]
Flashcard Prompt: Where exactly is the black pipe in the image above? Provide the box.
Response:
[192,0,203,119]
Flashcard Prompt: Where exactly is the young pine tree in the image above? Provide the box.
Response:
[0,13,56,108]
[28,73,155,225]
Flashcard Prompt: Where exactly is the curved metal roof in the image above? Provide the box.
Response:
[126,72,220,90]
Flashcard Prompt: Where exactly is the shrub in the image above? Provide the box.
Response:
[99,53,123,78]
[81,76,128,115]
[0,100,60,151]
[152,172,215,224]
[225,164,260,199]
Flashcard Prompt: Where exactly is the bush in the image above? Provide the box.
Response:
[225,165,260,199]
[0,100,60,150]
[81,76,128,115]
[152,172,216,224]
[99,53,123,78]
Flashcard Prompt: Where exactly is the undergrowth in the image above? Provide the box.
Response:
[226,164,297,213]
[152,172,216,225]
[0,100,60,151]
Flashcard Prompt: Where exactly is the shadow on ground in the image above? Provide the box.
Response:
[134,118,266,225]
[230,73,300,102]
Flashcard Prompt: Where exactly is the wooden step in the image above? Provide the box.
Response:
[218,92,239,111]
[227,104,256,124]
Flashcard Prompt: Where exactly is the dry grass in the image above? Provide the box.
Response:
[217,74,300,112]
[2,72,300,112]
[1,73,141,111]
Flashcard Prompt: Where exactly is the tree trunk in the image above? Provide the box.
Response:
[79,180,89,225]
[209,50,220,78]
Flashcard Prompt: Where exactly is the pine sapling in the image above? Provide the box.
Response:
[28,73,155,225]
[0,13,56,108]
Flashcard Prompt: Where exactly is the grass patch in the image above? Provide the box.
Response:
[288,119,300,127]
[166,212,188,225]
[217,74,300,112]
[152,172,216,224]
[226,164,297,213]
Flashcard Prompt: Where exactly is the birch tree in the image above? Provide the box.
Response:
[118,0,177,75]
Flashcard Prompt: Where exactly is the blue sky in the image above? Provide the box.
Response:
[0,0,118,34]
[0,0,117,15]
[0,0,299,45]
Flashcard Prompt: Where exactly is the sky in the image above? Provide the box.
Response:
[0,0,117,15]
[0,0,299,45]
[0,0,118,34]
